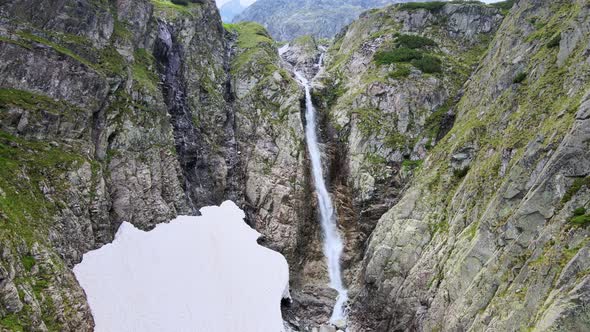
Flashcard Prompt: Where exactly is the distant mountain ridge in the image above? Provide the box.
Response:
[220,0,245,22]
[233,0,419,41]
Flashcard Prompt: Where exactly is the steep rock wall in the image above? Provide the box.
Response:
[0,0,231,329]
[352,0,590,331]
[317,1,505,294]
[0,1,314,330]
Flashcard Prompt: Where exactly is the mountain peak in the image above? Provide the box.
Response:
[220,0,246,22]
[234,0,425,41]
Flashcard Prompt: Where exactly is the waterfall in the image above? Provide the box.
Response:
[293,54,348,325]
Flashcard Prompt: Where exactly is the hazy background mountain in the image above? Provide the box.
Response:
[219,0,246,21]
[216,0,256,7]
[229,0,506,41]
[232,0,420,41]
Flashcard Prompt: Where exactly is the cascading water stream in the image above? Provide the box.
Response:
[293,53,348,325]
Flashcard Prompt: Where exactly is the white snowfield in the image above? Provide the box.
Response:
[73,201,290,332]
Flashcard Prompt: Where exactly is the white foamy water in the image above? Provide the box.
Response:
[293,54,348,324]
[278,43,290,56]
[73,201,290,332]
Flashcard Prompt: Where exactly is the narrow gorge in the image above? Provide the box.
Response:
[0,0,589,331]
[293,50,348,325]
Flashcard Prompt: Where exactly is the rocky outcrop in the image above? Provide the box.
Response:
[0,1,322,330]
[0,0,230,329]
[280,36,324,79]
[153,3,232,210]
[226,21,311,270]
[226,23,343,330]
[350,0,590,330]
[315,1,505,299]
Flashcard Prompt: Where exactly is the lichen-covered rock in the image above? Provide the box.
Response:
[321,2,503,206]
[226,22,338,330]
[226,21,309,262]
[0,0,229,329]
[351,1,590,330]
[281,35,323,79]
[315,2,504,295]
[1,1,332,330]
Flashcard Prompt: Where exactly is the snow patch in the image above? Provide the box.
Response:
[74,201,289,332]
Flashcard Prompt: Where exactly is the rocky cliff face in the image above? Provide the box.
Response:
[0,0,314,329]
[225,25,340,328]
[0,0,192,329]
[346,0,590,331]
[0,0,235,329]
[1,0,589,331]
[315,0,505,307]
[225,21,312,272]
